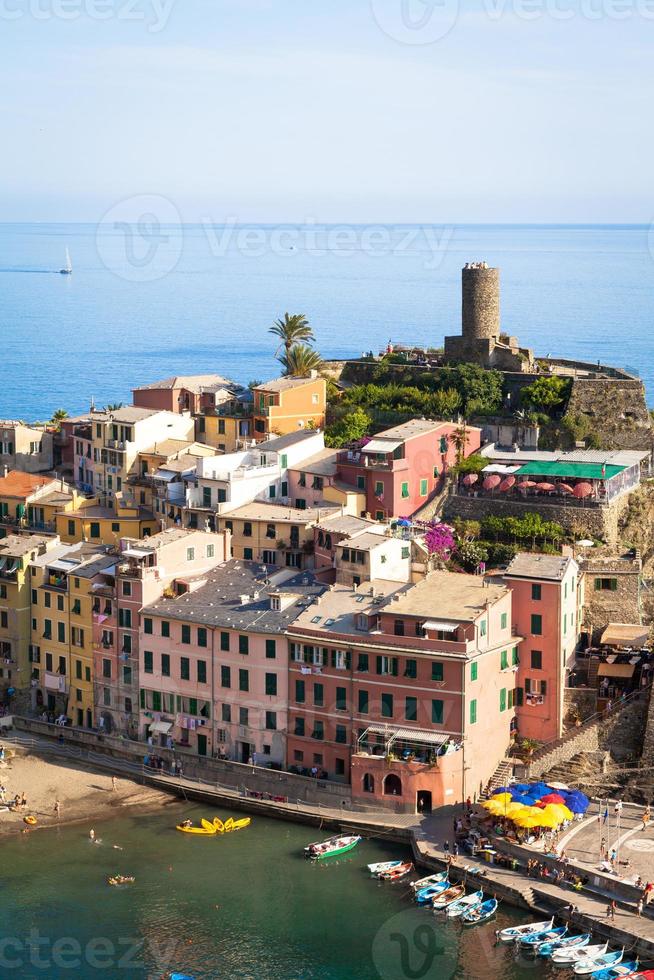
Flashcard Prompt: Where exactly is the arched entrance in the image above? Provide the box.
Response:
[417,790,432,814]
[383,773,402,796]
[362,773,375,793]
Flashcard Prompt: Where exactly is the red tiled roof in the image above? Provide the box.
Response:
[0,471,53,500]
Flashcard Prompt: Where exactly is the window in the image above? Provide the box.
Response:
[221,665,231,688]
[404,659,417,679]
[312,720,324,740]
[43,618,52,639]
[111,522,120,533]
[480,619,487,637]
[243,522,252,537]
[531,584,542,601]
[357,475,365,490]
[335,724,347,744]
[181,657,190,681]
[336,686,347,711]
[432,699,444,724]
[102,658,111,679]
[57,622,65,643]
[122,634,131,654]
[595,577,618,591]
[72,599,81,616]
[419,478,428,497]
[202,487,212,508]
[530,614,542,636]
[118,608,131,628]
[401,546,410,560]
[161,621,170,638]
[220,632,230,651]
[431,662,444,682]
[381,693,393,718]
[67,520,75,536]
[186,547,195,561]
[144,651,153,674]
[222,704,231,722]
[90,522,100,539]
[512,647,519,666]
[531,650,542,670]
[405,696,417,721]
[358,689,369,714]
[265,711,277,731]
[238,634,249,655]
[295,679,305,703]
[181,624,191,644]
[374,480,384,496]
[376,655,398,676]
[143,617,153,635]
[239,668,249,692]
[500,688,507,712]
[500,649,509,670]
[265,672,277,696]
[243,548,253,561]
[401,482,409,499]
[500,612,507,629]
[470,699,477,724]
[206,544,215,558]
[197,628,207,648]
[394,619,405,636]
[265,638,276,659]
[239,706,249,727]
[44,593,51,609]
[57,595,64,611]
[161,653,170,677]
[357,653,369,672]
[75,660,82,680]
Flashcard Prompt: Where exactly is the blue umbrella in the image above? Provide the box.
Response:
[513,783,531,793]
[494,786,510,794]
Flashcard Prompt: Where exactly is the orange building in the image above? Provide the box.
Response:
[252,374,326,441]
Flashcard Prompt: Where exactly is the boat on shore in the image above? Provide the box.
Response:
[462,898,497,925]
[368,860,403,876]
[499,917,554,943]
[378,861,413,881]
[304,835,361,860]
[446,890,483,918]
[552,941,608,966]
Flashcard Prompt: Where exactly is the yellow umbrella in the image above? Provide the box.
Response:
[513,814,542,829]
[504,803,526,818]
[535,811,560,828]
[542,803,571,825]
[492,793,513,803]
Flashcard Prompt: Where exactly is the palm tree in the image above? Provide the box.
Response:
[105,402,123,412]
[269,313,314,357]
[50,409,69,430]
[280,344,322,377]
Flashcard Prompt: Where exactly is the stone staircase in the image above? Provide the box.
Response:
[481,759,514,799]
[541,751,609,792]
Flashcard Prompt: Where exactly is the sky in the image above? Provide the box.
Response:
[1,0,652,223]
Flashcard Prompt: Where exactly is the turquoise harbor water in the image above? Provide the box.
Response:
[0,802,597,979]
[1,223,653,420]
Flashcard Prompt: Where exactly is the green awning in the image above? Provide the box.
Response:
[514,461,626,480]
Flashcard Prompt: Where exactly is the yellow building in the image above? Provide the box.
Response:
[196,410,252,453]
[0,534,57,701]
[29,542,113,717]
[0,470,80,535]
[56,496,158,546]
[252,375,326,441]
[215,501,339,569]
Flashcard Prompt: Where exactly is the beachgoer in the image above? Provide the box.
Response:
[614,800,623,816]
[0,784,5,803]
[54,800,61,819]
[111,776,117,792]
[637,899,644,917]
[20,792,27,809]
[643,805,651,830]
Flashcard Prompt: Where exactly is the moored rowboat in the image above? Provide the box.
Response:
[462,898,497,925]
[552,941,608,966]
[432,884,465,910]
[378,861,413,881]
[411,872,448,890]
[367,860,403,876]
[537,933,590,958]
[446,890,484,918]
[573,948,624,976]
[304,835,362,860]
[499,918,554,943]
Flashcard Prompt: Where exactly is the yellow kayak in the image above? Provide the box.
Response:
[223,818,234,833]
[176,819,217,835]
[213,818,225,833]
[231,817,251,831]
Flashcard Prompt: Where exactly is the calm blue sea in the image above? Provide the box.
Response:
[1,223,653,420]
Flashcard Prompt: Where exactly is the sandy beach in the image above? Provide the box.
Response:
[0,745,173,835]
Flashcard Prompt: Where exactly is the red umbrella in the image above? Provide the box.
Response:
[517,480,536,491]
[499,476,516,492]
[534,800,547,808]
[573,482,594,499]
[536,482,556,492]
[541,793,566,805]
[558,483,574,494]
[462,473,479,487]
[483,474,501,491]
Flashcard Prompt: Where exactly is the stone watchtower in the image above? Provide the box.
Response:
[444,262,534,371]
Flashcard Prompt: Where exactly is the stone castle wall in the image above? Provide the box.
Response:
[564,377,652,451]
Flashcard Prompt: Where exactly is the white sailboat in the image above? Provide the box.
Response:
[59,248,72,275]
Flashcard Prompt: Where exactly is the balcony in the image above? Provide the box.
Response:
[44,671,68,694]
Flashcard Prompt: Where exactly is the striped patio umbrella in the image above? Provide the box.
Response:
[499,476,516,492]
[462,473,479,486]
[573,482,594,499]
[483,474,502,491]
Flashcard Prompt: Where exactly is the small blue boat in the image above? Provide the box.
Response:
[538,933,590,958]
[415,880,450,905]
[590,961,638,980]
[573,949,624,976]
[462,898,497,925]
[521,925,566,948]
[446,889,484,918]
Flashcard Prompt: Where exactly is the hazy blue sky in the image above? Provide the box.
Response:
[1,0,652,223]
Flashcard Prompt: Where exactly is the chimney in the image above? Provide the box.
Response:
[2,465,8,478]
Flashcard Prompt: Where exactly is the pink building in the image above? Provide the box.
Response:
[139,560,324,761]
[287,570,520,812]
[336,419,481,520]
[504,553,582,743]
[132,375,237,415]
[286,449,340,509]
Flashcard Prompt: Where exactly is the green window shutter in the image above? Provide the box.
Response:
[140,689,145,709]
[181,624,191,644]
[357,653,369,672]
[470,662,478,682]
[358,689,369,714]
[405,696,417,721]
[220,632,230,651]
[500,650,508,670]
[500,688,507,712]
[336,687,347,711]
[531,614,542,636]
[381,693,393,718]
[239,634,249,655]
[419,478,428,497]
[180,657,190,680]
[432,662,444,682]
[401,482,409,499]
[391,657,399,677]
[295,679,305,703]
[335,724,347,744]
[221,665,230,688]
[405,659,417,678]
[144,651,153,673]
[266,638,276,659]
[431,699,443,724]
[161,621,170,638]
[512,647,519,666]
[197,627,207,647]
[470,699,477,725]
[197,660,207,684]
[516,686,523,706]
[500,612,507,629]
[152,691,161,712]
[376,656,383,675]
[239,668,249,692]
[265,673,277,696]
[314,683,324,707]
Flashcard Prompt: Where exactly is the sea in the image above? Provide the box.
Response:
[0,801,578,980]
[0,223,653,421]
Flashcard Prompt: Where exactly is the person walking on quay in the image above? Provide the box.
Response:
[600,837,607,860]
[614,799,623,818]
[637,899,644,917]
[642,804,651,831]
[606,900,616,921]
[443,840,449,856]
